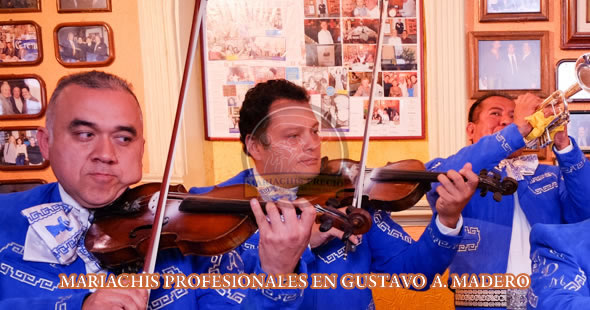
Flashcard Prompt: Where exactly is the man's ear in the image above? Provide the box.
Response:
[37,127,51,159]
[466,122,475,144]
[245,134,263,161]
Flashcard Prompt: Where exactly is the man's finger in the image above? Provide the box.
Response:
[250,199,270,231]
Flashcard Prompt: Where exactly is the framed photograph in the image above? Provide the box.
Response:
[0,179,45,194]
[0,21,42,66]
[0,75,46,119]
[202,0,425,140]
[562,0,590,49]
[0,127,49,170]
[0,0,40,13]
[479,0,548,22]
[556,59,590,102]
[57,0,111,12]
[54,22,114,67]
[468,31,549,99]
[568,110,590,152]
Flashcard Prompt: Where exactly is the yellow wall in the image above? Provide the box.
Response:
[0,0,146,183]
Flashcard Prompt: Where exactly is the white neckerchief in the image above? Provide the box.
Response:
[22,184,102,273]
[498,154,539,181]
[251,167,298,202]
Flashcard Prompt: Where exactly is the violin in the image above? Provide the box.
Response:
[296,157,518,212]
[85,182,372,272]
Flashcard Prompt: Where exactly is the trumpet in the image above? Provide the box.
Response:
[525,54,590,149]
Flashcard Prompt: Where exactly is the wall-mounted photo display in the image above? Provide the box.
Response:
[57,0,111,12]
[468,31,549,99]
[54,22,114,67]
[0,75,46,119]
[0,179,46,194]
[0,21,42,66]
[479,0,548,22]
[568,110,590,152]
[203,0,424,140]
[0,0,40,13]
[0,127,49,170]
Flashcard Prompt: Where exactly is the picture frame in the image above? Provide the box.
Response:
[57,0,111,13]
[556,58,590,102]
[0,21,43,66]
[0,179,46,194]
[202,0,425,140]
[0,126,49,170]
[568,110,590,153]
[0,74,47,119]
[468,31,549,99]
[0,0,41,13]
[54,22,114,67]
[562,0,590,49]
[479,0,548,22]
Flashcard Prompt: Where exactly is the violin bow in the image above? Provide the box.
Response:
[143,0,207,282]
[352,0,389,211]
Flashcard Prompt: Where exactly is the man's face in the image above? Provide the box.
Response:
[21,88,30,99]
[12,87,20,98]
[0,82,10,97]
[249,99,321,183]
[361,78,369,88]
[320,22,328,30]
[467,96,515,144]
[39,85,144,209]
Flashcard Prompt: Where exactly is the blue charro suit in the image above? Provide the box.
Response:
[425,124,590,309]
[190,169,464,310]
[0,183,305,309]
[528,219,590,309]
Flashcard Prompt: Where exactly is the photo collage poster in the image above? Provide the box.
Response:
[203,0,422,139]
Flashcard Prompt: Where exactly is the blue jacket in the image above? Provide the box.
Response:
[0,183,304,309]
[426,124,590,309]
[190,169,464,310]
[528,219,590,309]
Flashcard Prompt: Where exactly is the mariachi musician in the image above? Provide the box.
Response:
[0,71,315,309]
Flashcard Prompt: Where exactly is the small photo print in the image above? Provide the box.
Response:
[0,129,46,168]
[349,71,383,97]
[342,18,379,44]
[343,44,376,71]
[304,19,340,44]
[321,94,350,131]
[305,44,342,67]
[382,72,418,97]
[363,99,401,126]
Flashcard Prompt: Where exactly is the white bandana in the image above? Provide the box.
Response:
[498,154,539,181]
[21,185,102,273]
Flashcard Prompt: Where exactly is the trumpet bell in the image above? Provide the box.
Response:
[576,54,590,93]
[525,53,590,149]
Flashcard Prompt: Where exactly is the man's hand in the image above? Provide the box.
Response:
[309,207,360,249]
[251,198,316,274]
[435,163,479,229]
[553,126,571,150]
[83,288,148,310]
[514,93,542,137]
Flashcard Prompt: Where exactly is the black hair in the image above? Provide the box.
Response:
[239,79,310,155]
[468,92,513,123]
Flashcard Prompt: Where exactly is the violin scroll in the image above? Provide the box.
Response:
[477,169,518,202]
